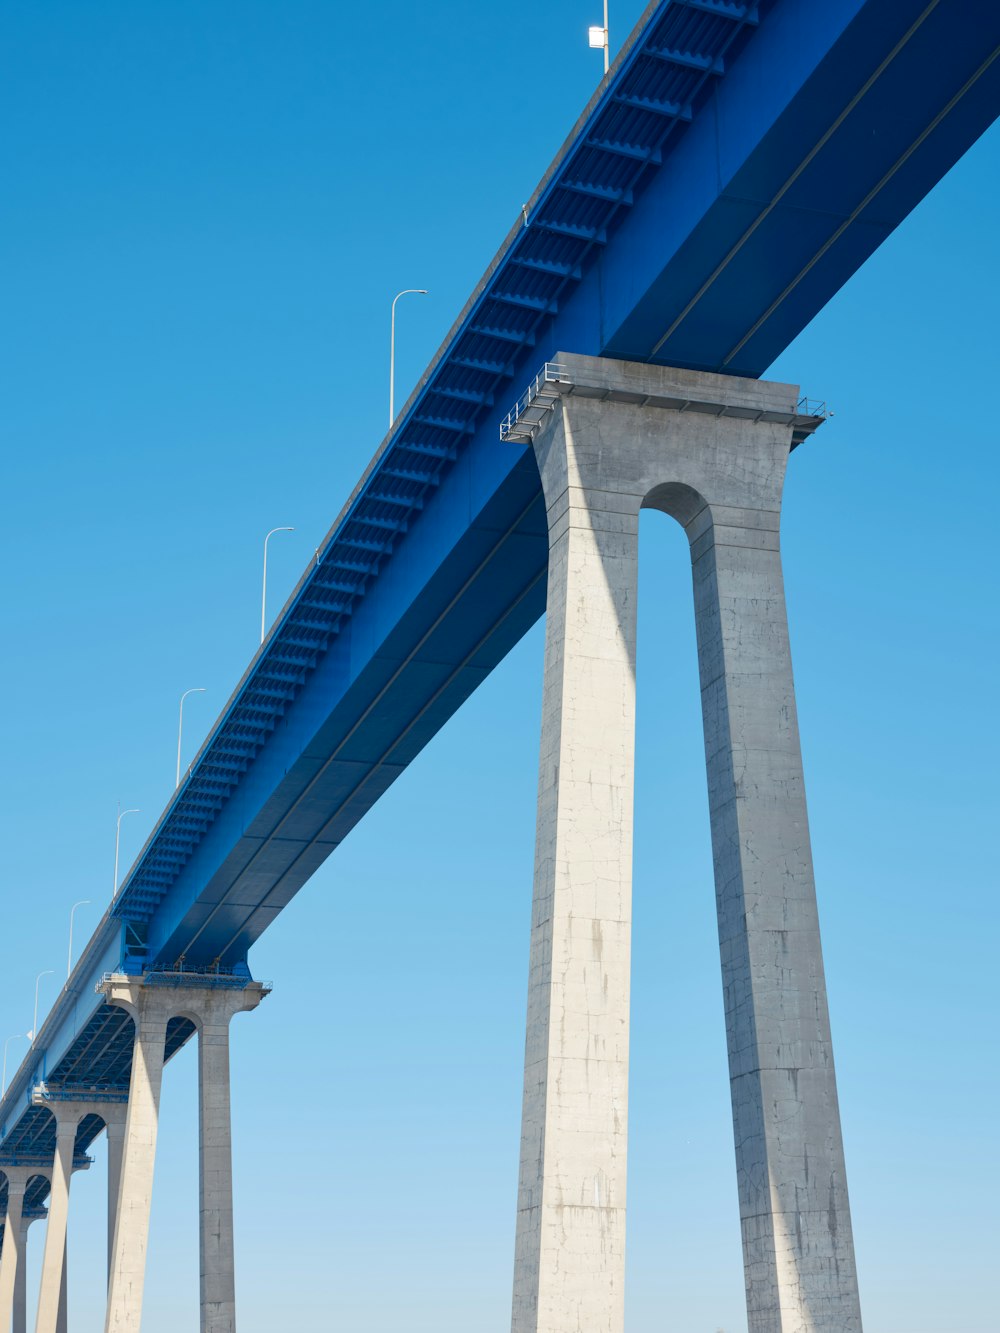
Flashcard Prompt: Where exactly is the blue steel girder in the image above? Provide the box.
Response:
[4,0,1000,1156]
[100,0,1000,969]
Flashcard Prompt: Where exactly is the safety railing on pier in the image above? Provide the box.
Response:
[499,362,570,443]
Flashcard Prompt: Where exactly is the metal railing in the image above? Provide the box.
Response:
[32,1083,128,1104]
[499,362,570,443]
[796,395,831,418]
[97,970,272,992]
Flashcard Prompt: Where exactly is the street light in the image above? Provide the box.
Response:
[2,1034,29,1099]
[261,527,295,645]
[29,971,54,1047]
[67,900,92,980]
[113,803,141,899]
[176,687,207,786]
[589,1,610,72]
[389,288,428,428]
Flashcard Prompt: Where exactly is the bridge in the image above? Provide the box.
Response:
[2,1,998,1330]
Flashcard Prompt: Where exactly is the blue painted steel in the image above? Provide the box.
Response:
[3,0,999,1168]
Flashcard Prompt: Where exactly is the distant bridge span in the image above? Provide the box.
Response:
[2,2,998,1330]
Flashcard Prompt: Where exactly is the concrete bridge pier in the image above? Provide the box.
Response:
[511,354,862,1333]
[33,1109,76,1333]
[31,1095,121,1333]
[100,975,267,1333]
[14,1213,45,1333]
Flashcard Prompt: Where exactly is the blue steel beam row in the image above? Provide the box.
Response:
[3,0,1000,1167]
[111,0,766,931]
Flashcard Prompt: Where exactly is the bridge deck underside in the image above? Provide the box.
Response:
[0,1015,194,1220]
[3,0,1000,1171]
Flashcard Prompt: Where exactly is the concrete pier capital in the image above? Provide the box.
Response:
[510,353,823,522]
[98,973,269,1030]
[0,1165,33,1198]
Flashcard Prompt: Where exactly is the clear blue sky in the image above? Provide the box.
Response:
[2,3,998,1330]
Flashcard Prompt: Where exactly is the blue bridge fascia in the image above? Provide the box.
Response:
[3,0,999,1160]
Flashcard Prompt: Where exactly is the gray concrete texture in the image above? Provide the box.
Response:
[0,1167,31,1331]
[512,354,861,1333]
[34,1113,79,1333]
[16,1214,43,1333]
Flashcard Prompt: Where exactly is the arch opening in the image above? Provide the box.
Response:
[624,506,746,1331]
[641,480,709,531]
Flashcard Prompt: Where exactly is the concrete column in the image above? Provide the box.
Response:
[686,503,862,1331]
[510,354,862,1333]
[14,1218,30,1333]
[35,1117,76,1333]
[511,375,637,1333]
[105,1117,126,1281]
[198,992,264,1333]
[14,1214,44,1333]
[54,1248,67,1333]
[101,980,170,1333]
[0,1170,30,1332]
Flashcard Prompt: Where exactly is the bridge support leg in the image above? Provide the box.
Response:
[106,1117,126,1281]
[198,990,261,1333]
[100,976,267,1333]
[102,981,171,1333]
[0,1170,30,1331]
[55,1248,68,1333]
[34,1116,75,1333]
[512,375,638,1333]
[14,1215,42,1333]
[687,487,864,1333]
[511,354,863,1333]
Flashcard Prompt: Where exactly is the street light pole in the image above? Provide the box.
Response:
[113,802,141,899]
[261,527,295,645]
[2,1034,29,1098]
[389,288,428,428]
[30,971,54,1047]
[589,2,610,71]
[67,900,92,980]
[176,687,207,786]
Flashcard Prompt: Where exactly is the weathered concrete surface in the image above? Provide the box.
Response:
[106,1117,126,1278]
[34,1114,75,1333]
[55,1247,67,1333]
[100,977,266,1333]
[512,354,861,1333]
[0,1168,30,1330]
[198,989,264,1333]
[101,978,170,1333]
[14,1213,43,1333]
[511,362,638,1333]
